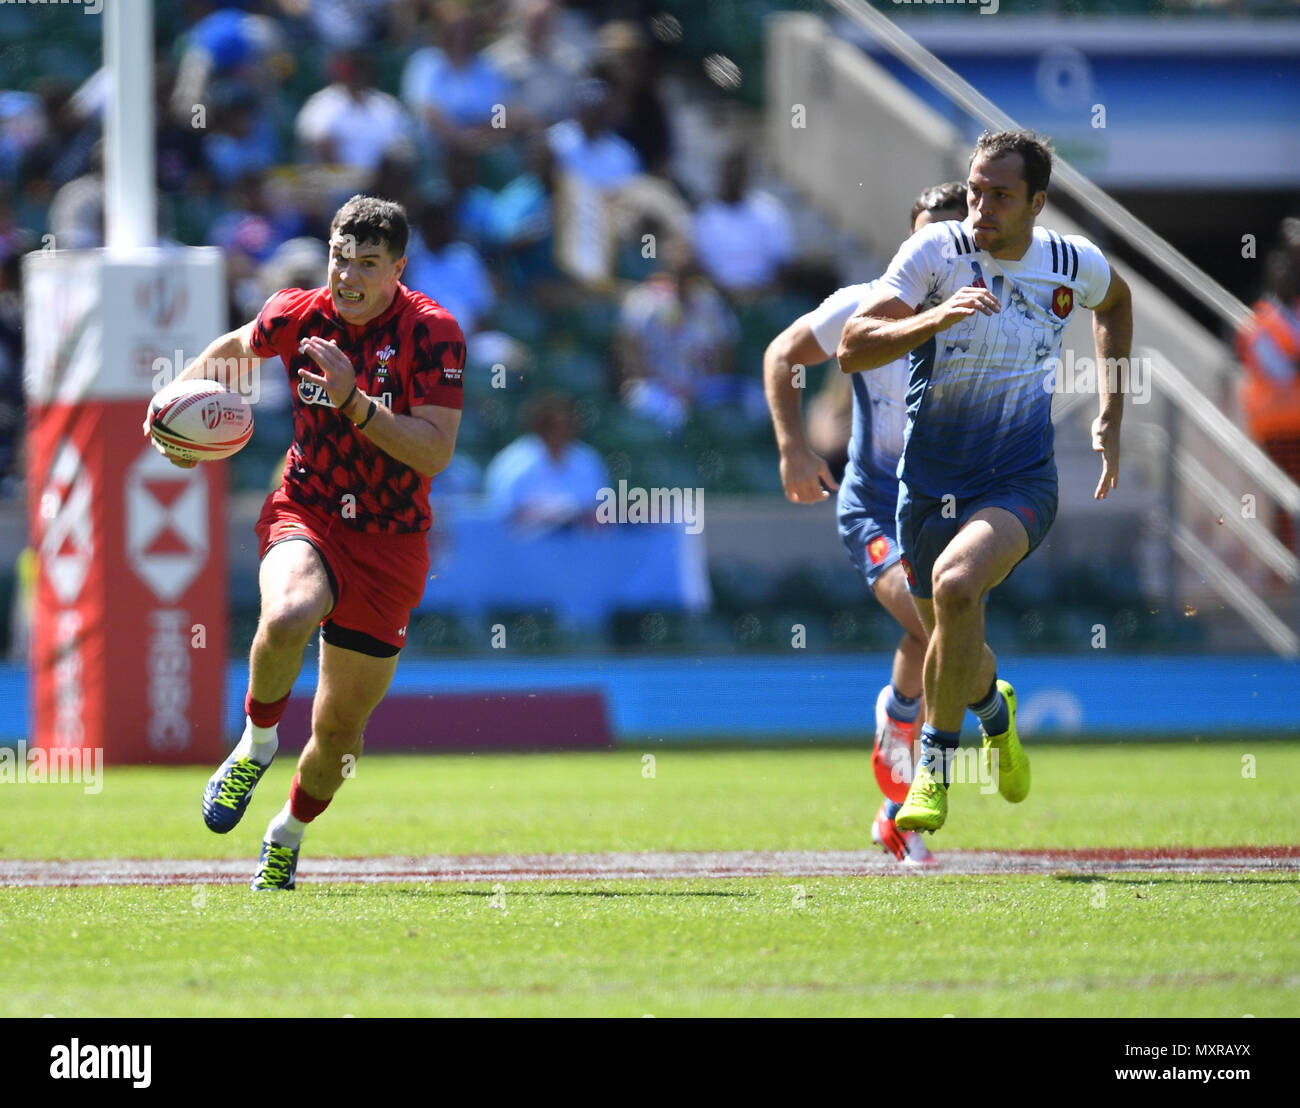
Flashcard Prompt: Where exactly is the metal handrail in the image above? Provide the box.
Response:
[1172,449,1299,583]
[1170,523,1299,658]
[1144,346,1300,514]
[823,0,1253,330]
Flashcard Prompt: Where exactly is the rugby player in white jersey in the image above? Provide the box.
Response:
[763,182,967,865]
[838,130,1131,834]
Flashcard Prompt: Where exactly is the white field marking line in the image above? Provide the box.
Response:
[0,850,1296,887]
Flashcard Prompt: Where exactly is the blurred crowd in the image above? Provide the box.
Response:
[4,0,1294,528]
[1237,216,1300,552]
[0,0,813,503]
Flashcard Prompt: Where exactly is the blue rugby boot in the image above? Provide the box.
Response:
[250,839,299,891]
[202,749,271,833]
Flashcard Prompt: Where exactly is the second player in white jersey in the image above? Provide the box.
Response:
[806,279,909,513]
[762,180,971,866]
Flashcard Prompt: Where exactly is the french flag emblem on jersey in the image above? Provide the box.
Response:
[1051,285,1074,319]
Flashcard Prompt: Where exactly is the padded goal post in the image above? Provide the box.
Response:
[23,247,230,764]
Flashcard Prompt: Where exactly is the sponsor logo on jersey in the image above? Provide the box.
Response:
[440,364,463,383]
[867,536,890,565]
[297,380,336,407]
[1051,285,1074,319]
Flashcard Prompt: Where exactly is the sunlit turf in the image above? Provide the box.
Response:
[0,741,1296,860]
[2,874,1295,1017]
[2,741,1296,1016]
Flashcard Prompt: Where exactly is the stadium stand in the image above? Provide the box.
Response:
[2,0,1296,659]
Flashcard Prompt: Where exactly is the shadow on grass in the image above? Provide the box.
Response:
[314,886,757,899]
[1052,874,1297,886]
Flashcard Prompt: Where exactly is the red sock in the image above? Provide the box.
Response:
[245,690,290,728]
[289,774,331,823]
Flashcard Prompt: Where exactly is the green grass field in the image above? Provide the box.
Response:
[2,742,1298,1016]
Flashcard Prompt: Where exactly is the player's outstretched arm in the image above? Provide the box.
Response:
[142,320,261,468]
[837,287,1000,374]
[172,320,260,392]
[763,316,840,503]
[1089,270,1133,500]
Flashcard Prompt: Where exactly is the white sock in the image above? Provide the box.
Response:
[266,802,306,849]
[233,718,278,766]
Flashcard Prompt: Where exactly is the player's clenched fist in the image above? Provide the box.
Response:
[779,445,839,503]
[934,285,1000,330]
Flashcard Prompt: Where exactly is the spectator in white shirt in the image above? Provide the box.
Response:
[296,50,412,173]
[401,6,511,153]
[546,77,641,191]
[404,196,496,337]
[486,0,586,129]
[692,148,795,295]
[617,237,742,431]
[485,392,611,532]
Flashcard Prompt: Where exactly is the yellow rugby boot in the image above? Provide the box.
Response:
[895,761,948,832]
[981,679,1031,803]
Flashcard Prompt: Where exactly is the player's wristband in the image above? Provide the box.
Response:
[356,400,377,431]
[339,383,359,418]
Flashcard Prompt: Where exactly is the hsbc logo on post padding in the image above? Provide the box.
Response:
[126,447,209,603]
[39,440,95,605]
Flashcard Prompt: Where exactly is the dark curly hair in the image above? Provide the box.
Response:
[329,194,409,259]
[910,180,968,231]
[970,130,1054,201]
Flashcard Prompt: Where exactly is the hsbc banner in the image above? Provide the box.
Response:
[24,248,227,765]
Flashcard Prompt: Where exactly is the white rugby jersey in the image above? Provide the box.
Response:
[877,220,1111,499]
[807,279,907,514]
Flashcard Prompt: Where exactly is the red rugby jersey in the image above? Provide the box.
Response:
[250,284,466,534]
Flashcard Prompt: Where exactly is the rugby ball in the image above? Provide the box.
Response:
[149,379,254,463]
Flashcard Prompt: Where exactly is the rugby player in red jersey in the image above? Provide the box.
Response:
[148,195,466,889]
